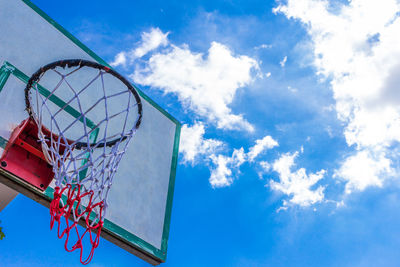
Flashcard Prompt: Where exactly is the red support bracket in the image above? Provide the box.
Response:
[0,118,71,191]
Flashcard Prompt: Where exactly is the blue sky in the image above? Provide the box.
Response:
[2,0,400,266]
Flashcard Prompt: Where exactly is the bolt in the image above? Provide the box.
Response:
[1,161,7,168]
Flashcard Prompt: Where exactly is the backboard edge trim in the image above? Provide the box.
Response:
[159,122,181,260]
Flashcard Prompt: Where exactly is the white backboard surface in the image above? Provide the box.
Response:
[0,0,180,264]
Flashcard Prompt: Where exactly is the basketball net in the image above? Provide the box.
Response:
[25,60,142,264]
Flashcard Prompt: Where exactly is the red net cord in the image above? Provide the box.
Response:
[50,184,104,265]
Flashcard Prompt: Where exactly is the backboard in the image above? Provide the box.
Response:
[0,0,180,265]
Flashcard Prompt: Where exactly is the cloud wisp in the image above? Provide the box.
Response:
[248,135,279,162]
[270,151,326,208]
[179,122,224,165]
[279,56,287,67]
[208,136,278,188]
[111,27,169,66]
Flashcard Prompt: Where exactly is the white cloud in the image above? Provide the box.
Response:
[275,0,400,193]
[280,56,287,67]
[208,135,278,187]
[260,161,271,172]
[179,122,224,164]
[209,154,233,187]
[254,44,273,50]
[248,135,279,162]
[209,148,246,187]
[287,86,298,93]
[111,28,169,66]
[232,147,247,167]
[111,52,127,67]
[270,151,326,207]
[334,149,393,194]
[132,41,260,132]
[257,160,272,179]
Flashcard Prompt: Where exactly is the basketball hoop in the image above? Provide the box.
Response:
[25,59,142,264]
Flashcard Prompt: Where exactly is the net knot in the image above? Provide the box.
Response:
[66,199,74,206]
[53,187,61,199]
[73,240,82,249]
[54,214,61,221]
